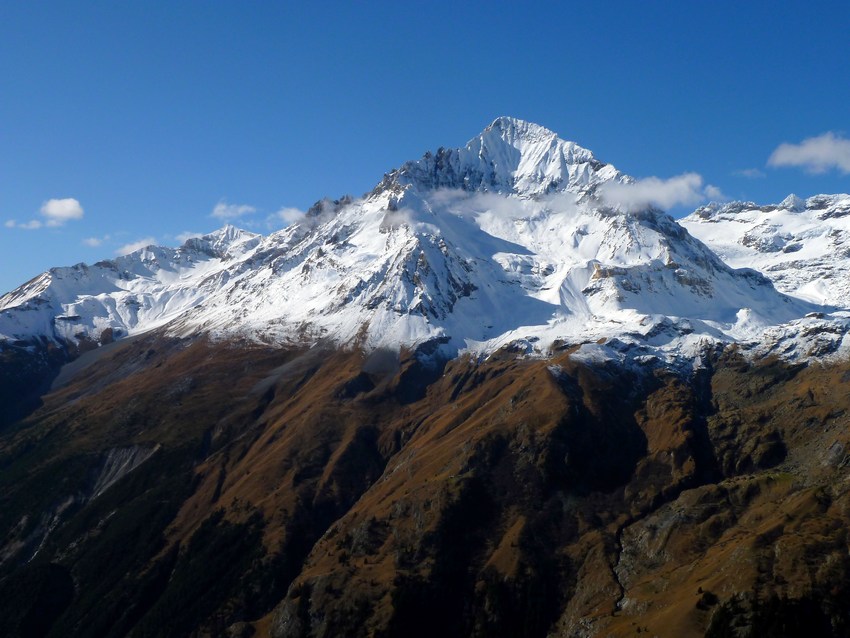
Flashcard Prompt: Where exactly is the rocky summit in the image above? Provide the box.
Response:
[2,119,850,638]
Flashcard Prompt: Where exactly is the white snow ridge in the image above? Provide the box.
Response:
[2,117,848,364]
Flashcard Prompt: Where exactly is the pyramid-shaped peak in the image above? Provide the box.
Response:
[212,224,260,240]
[193,224,260,249]
[779,193,806,212]
[475,117,592,157]
[180,224,262,258]
[484,116,560,141]
[379,117,624,198]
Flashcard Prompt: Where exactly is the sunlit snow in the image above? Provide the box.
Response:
[1,118,844,364]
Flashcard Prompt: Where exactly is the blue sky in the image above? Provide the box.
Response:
[2,2,849,293]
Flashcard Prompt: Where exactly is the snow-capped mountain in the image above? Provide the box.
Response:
[0,118,830,361]
[0,226,262,346]
[681,194,850,307]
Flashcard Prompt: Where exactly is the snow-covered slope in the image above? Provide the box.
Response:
[0,226,261,345]
[0,118,833,361]
[681,194,850,308]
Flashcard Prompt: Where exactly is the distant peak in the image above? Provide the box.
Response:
[779,194,806,212]
[208,224,260,241]
[181,224,261,257]
[688,193,850,221]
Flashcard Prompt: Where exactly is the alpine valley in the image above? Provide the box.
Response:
[3,118,850,638]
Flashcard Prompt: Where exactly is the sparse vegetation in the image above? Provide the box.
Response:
[2,338,850,637]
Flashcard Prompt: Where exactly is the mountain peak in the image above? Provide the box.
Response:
[483,116,559,144]
[180,225,261,258]
[376,117,624,198]
[779,193,806,212]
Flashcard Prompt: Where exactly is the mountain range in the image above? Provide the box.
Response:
[2,117,846,365]
[2,118,850,638]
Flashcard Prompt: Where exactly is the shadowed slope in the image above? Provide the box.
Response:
[1,336,850,636]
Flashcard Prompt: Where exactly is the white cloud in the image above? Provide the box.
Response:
[768,132,850,174]
[431,189,539,221]
[175,231,202,243]
[6,219,44,230]
[82,234,111,247]
[41,197,84,226]
[734,168,766,179]
[704,184,726,201]
[6,197,84,230]
[466,192,532,221]
[211,200,256,220]
[598,173,719,211]
[274,206,306,224]
[273,197,357,230]
[379,208,415,231]
[115,237,157,256]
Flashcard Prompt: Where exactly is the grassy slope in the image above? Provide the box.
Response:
[1,336,849,637]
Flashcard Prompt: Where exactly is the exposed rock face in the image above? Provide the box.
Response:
[2,336,850,637]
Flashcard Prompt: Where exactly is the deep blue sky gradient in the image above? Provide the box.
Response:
[2,2,849,292]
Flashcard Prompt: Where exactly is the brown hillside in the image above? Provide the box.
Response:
[0,335,849,637]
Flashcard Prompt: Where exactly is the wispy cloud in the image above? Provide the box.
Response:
[5,197,85,230]
[175,231,203,243]
[431,189,540,221]
[704,185,725,200]
[211,200,256,220]
[768,132,850,174]
[379,208,415,231]
[115,237,157,256]
[733,168,766,179]
[272,198,356,230]
[599,173,723,210]
[273,206,307,224]
[82,234,111,247]
[5,219,44,230]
